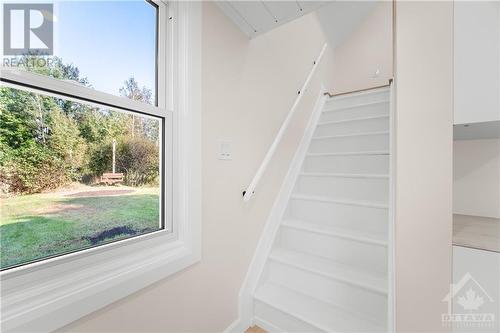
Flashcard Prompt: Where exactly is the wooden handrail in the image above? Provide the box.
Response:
[242,43,328,201]
[324,79,393,98]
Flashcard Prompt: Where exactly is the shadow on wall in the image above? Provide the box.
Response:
[316,1,393,94]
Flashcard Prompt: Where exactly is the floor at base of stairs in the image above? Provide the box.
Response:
[245,325,268,333]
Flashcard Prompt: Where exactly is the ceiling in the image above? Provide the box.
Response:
[216,1,328,38]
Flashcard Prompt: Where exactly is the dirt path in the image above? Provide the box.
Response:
[66,189,136,197]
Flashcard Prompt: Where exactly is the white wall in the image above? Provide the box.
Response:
[326,2,393,94]
[316,1,377,49]
[394,1,453,332]
[453,2,500,219]
[59,3,334,332]
[454,139,500,218]
[454,1,500,124]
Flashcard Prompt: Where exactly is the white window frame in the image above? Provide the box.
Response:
[0,2,201,332]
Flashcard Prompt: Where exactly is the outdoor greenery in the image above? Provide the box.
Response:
[0,56,162,269]
[0,55,160,195]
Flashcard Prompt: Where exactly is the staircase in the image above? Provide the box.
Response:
[252,87,391,332]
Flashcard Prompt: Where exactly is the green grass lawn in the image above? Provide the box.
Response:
[0,186,160,269]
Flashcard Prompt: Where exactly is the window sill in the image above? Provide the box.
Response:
[1,232,200,332]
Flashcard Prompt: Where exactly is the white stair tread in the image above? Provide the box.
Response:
[254,282,385,333]
[281,219,387,246]
[291,193,389,209]
[269,247,388,294]
[307,151,389,157]
[317,115,389,126]
[300,172,389,179]
[313,130,389,140]
[324,100,389,112]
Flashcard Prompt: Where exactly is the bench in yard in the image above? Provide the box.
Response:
[100,173,124,185]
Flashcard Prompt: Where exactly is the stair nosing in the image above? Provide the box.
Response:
[300,172,389,179]
[255,283,385,332]
[323,100,389,113]
[313,130,389,140]
[291,193,389,209]
[281,219,388,247]
[306,151,390,157]
[268,249,388,295]
[317,114,389,126]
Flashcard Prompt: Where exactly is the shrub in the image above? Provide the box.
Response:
[86,142,112,178]
[0,142,69,194]
[116,137,159,186]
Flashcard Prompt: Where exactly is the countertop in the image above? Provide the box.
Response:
[453,214,500,252]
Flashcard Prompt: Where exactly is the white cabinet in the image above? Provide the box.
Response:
[452,246,500,333]
[454,1,500,125]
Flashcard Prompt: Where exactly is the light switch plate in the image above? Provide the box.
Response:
[218,141,232,160]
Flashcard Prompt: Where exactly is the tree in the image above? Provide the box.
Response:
[116,137,159,186]
[0,88,36,149]
[0,55,93,193]
[0,58,160,195]
[18,54,89,86]
[119,78,158,141]
[47,108,87,180]
[119,77,152,104]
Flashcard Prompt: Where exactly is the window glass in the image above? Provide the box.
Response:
[0,86,163,270]
[3,1,158,104]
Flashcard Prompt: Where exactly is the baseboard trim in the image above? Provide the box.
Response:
[222,317,249,333]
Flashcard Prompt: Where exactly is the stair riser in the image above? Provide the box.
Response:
[309,134,389,154]
[295,175,389,203]
[267,261,388,325]
[320,102,389,123]
[303,154,389,174]
[254,300,324,333]
[279,227,387,274]
[315,117,389,137]
[324,90,389,111]
[286,199,388,235]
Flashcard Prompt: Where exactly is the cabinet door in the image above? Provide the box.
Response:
[452,246,500,333]
[454,1,500,125]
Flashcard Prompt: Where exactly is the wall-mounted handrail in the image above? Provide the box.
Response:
[323,79,393,98]
[242,43,328,201]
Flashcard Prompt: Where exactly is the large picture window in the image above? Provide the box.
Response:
[0,0,166,270]
[0,2,200,331]
[0,87,164,269]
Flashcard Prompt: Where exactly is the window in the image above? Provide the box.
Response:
[0,87,164,269]
[0,1,200,331]
[0,0,165,271]
[6,0,158,102]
